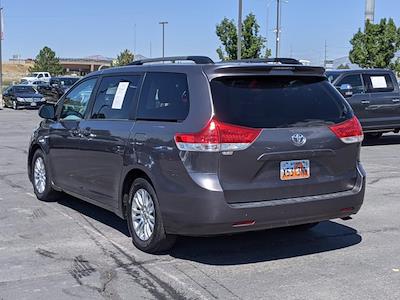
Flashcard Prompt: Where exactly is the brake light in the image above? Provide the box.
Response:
[329,116,364,144]
[174,117,261,152]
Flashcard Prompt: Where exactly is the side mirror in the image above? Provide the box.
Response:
[339,84,353,98]
[39,104,55,120]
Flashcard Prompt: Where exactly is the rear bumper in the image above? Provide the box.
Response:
[163,163,366,236]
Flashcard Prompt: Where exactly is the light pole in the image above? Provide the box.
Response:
[275,0,281,58]
[159,21,168,58]
[237,0,242,60]
[134,23,137,54]
[365,0,375,24]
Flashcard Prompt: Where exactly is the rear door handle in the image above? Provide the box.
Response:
[113,145,125,155]
[134,133,147,145]
[361,100,370,104]
[80,127,96,138]
[81,127,92,137]
[392,98,400,103]
[70,129,81,137]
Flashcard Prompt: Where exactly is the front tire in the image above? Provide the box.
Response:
[31,149,59,201]
[127,178,176,253]
[12,100,18,110]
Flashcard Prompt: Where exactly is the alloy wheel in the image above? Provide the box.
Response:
[33,157,46,194]
[131,188,156,241]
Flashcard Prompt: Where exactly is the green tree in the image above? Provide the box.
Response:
[216,13,269,60]
[337,63,350,69]
[113,49,134,66]
[391,58,400,76]
[349,18,400,69]
[29,46,63,75]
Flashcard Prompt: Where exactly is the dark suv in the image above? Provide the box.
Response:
[28,56,366,253]
[326,69,400,139]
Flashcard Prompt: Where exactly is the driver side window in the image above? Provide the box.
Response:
[60,78,97,120]
[336,74,365,95]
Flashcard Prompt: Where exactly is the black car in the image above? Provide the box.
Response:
[50,76,80,91]
[3,85,46,110]
[326,69,400,139]
[28,56,365,253]
[36,76,81,103]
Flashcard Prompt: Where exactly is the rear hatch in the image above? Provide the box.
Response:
[210,75,362,204]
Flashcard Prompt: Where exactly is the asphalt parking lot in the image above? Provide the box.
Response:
[0,108,399,300]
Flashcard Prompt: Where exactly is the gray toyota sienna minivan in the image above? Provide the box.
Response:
[28,56,366,253]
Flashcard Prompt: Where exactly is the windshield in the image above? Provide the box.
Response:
[52,77,79,86]
[325,72,341,83]
[14,86,37,94]
[210,76,352,129]
[60,78,79,86]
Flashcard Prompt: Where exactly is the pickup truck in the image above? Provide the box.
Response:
[20,72,51,84]
[326,69,400,140]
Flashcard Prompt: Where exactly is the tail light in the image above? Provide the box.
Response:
[329,116,363,144]
[174,117,261,152]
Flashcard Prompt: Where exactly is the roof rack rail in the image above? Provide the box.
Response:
[130,56,214,65]
[223,57,302,65]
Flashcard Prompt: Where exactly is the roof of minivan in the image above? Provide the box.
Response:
[89,62,326,79]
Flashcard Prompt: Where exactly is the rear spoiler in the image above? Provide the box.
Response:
[206,65,326,79]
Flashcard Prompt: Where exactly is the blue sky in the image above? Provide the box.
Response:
[2,0,400,65]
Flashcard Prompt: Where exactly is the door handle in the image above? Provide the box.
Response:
[392,98,400,103]
[361,100,370,105]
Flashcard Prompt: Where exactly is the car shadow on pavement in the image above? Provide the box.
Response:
[363,134,400,147]
[170,221,361,265]
[55,195,361,265]
[56,194,130,237]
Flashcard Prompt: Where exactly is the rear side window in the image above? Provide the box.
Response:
[137,72,189,121]
[336,74,365,94]
[363,74,394,93]
[210,76,352,129]
[90,75,141,120]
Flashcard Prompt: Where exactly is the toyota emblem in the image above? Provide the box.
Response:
[291,133,306,147]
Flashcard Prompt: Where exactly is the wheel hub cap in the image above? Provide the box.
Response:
[33,157,46,194]
[131,188,155,241]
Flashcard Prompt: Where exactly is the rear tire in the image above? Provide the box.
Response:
[290,222,319,231]
[127,178,176,253]
[31,149,59,201]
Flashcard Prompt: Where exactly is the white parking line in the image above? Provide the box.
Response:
[155,266,211,300]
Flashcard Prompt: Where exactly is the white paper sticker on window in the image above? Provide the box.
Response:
[111,82,130,109]
[370,76,387,89]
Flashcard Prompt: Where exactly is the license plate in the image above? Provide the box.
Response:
[30,102,37,107]
[280,160,310,180]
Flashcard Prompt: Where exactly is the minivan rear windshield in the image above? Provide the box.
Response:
[210,76,352,128]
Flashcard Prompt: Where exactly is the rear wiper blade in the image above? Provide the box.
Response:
[285,119,333,128]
